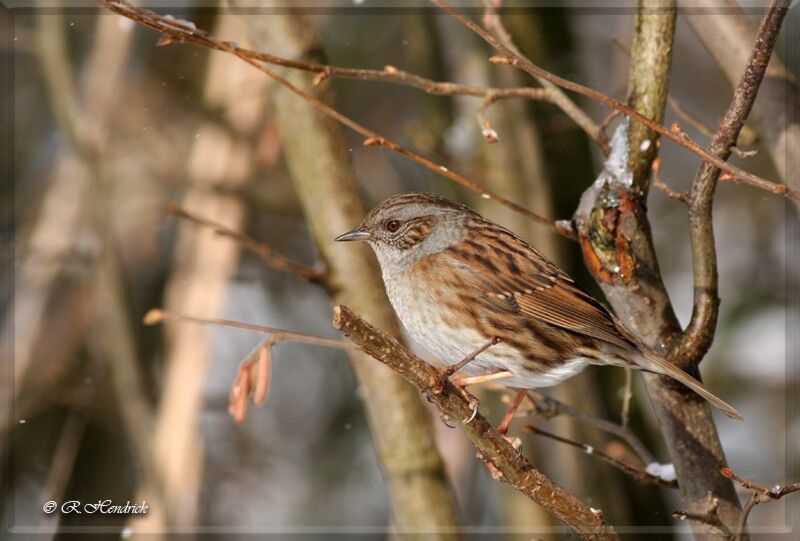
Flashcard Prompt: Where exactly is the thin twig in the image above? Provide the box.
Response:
[333,305,617,539]
[524,425,677,488]
[145,309,353,422]
[674,0,788,368]
[141,8,600,139]
[671,494,731,537]
[475,89,551,143]
[481,0,610,153]
[620,368,633,427]
[433,0,798,203]
[525,389,656,466]
[720,466,800,539]
[651,157,689,204]
[612,35,715,138]
[143,308,349,349]
[97,0,572,238]
[165,203,328,284]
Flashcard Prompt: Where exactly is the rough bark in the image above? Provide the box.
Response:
[236,7,462,535]
[333,305,618,540]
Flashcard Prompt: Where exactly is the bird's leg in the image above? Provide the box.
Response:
[450,370,514,387]
[431,337,502,392]
[444,337,503,378]
[496,388,528,436]
[429,338,506,424]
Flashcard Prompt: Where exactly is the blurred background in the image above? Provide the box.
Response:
[3,1,798,538]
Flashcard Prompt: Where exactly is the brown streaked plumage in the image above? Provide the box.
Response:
[335,192,742,420]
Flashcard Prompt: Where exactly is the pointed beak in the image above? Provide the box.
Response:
[335,226,371,242]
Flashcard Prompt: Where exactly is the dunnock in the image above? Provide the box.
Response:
[336,192,741,421]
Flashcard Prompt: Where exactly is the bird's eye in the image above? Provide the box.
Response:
[385,220,401,233]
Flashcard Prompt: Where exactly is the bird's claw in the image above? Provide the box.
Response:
[462,398,480,424]
[439,411,456,429]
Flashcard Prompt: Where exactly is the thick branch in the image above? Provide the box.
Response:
[674,0,788,367]
[572,1,746,537]
[333,305,618,540]
[624,0,675,190]
[432,0,798,203]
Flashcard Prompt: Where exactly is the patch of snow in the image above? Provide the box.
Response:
[592,119,634,189]
[645,462,676,482]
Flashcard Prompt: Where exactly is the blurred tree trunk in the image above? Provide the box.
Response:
[135,13,269,533]
[234,6,462,536]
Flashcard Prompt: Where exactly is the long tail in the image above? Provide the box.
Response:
[637,350,743,421]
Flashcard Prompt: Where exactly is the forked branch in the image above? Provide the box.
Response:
[673,0,788,368]
[721,467,800,539]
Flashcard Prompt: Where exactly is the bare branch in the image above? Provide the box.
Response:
[524,389,656,467]
[651,158,689,204]
[719,467,800,540]
[682,0,798,202]
[144,309,351,423]
[524,425,677,489]
[333,305,617,539]
[143,308,349,349]
[611,36,756,151]
[672,494,732,538]
[480,0,610,153]
[475,89,552,144]
[432,0,799,203]
[165,203,329,285]
[98,0,572,238]
[674,0,788,368]
[572,2,746,535]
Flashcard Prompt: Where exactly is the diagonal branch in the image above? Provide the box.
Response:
[332,305,617,539]
[525,389,656,466]
[524,425,677,489]
[98,0,570,237]
[119,2,605,144]
[673,0,788,368]
[431,0,799,203]
[480,0,610,153]
[165,203,329,285]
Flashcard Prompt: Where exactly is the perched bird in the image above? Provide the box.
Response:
[336,192,741,421]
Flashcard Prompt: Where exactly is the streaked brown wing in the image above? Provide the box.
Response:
[445,230,635,352]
